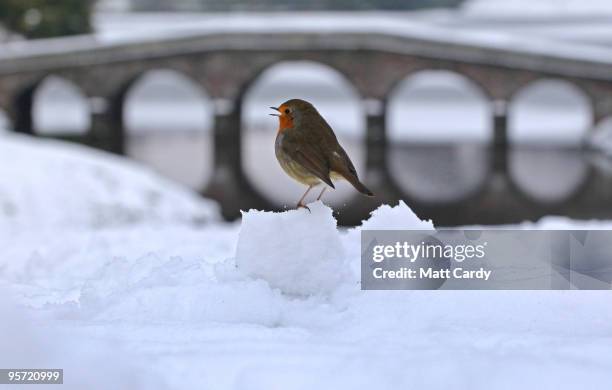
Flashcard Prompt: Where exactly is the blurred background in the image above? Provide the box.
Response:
[2,0,612,226]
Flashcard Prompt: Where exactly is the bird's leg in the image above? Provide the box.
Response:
[316,186,327,201]
[296,185,313,211]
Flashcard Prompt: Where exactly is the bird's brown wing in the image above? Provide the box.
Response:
[304,114,359,180]
[304,113,373,196]
[281,131,335,188]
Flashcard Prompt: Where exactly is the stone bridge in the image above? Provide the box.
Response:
[1,29,612,224]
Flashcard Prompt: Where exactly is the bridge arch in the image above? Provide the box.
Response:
[508,78,594,145]
[119,68,215,191]
[385,70,492,204]
[386,69,493,142]
[34,76,91,136]
[506,78,594,205]
[240,60,367,208]
[12,75,91,136]
[237,57,363,104]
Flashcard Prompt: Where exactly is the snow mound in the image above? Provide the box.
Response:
[79,254,284,326]
[72,200,435,326]
[0,134,218,231]
[235,201,349,296]
[359,200,434,230]
[74,250,344,328]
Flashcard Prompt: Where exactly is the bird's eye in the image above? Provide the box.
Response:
[284,108,290,114]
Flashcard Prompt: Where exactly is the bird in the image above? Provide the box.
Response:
[270,99,374,209]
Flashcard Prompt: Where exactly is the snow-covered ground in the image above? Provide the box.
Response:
[1,133,611,389]
[0,133,218,231]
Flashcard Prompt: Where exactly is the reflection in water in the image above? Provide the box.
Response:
[509,147,589,203]
[125,136,601,212]
[389,143,597,207]
[126,133,213,191]
[386,72,492,204]
[389,143,490,203]
[19,66,612,223]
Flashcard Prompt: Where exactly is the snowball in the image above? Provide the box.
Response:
[359,200,434,230]
[235,201,348,296]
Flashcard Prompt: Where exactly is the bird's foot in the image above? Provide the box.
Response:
[296,202,311,213]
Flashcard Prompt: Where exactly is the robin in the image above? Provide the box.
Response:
[270,99,374,209]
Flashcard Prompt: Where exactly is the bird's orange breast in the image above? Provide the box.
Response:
[278,114,293,132]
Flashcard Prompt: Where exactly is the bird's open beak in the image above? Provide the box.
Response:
[269,106,280,117]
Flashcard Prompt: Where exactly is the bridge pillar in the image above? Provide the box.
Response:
[364,99,386,164]
[492,100,509,174]
[204,99,248,220]
[364,98,387,181]
[89,96,124,154]
[592,92,612,126]
[362,98,398,205]
[12,86,36,134]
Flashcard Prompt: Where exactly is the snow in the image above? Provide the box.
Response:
[0,296,166,390]
[358,200,434,230]
[0,198,440,388]
[1,19,612,385]
[236,202,347,296]
[86,12,612,68]
[465,0,612,16]
[2,11,612,72]
[457,1,612,49]
[1,147,611,389]
[0,133,219,231]
[79,252,284,325]
[91,13,612,68]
